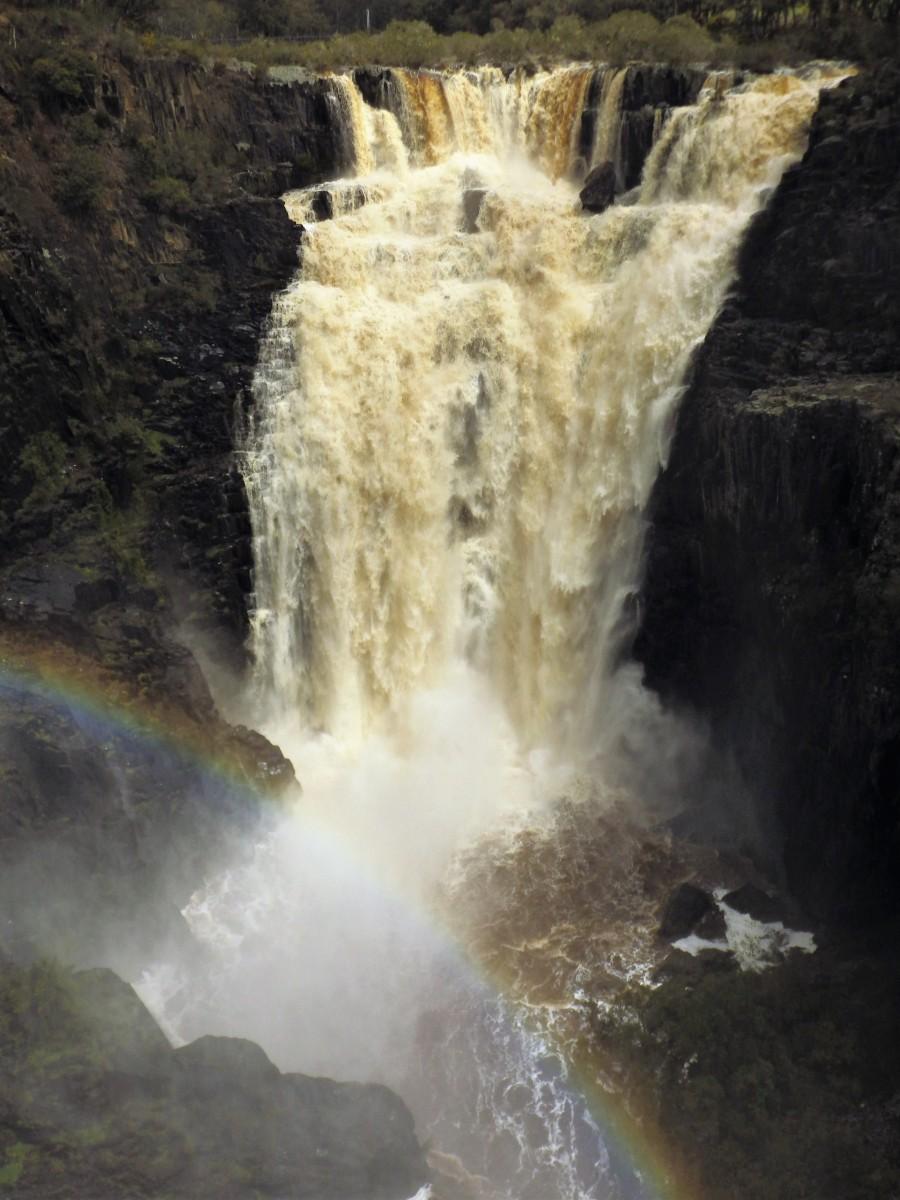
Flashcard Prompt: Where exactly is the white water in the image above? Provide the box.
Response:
[138,65,843,1199]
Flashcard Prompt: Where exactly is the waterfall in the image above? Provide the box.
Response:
[243,66,829,756]
[140,63,846,1200]
[588,66,627,177]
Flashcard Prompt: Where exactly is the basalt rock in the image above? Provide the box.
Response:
[722,883,784,924]
[636,66,900,925]
[580,161,617,213]
[0,960,429,1200]
[0,58,343,660]
[0,55,335,969]
[462,187,487,232]
[659,882,717,940]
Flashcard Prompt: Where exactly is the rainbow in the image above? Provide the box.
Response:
[0,633,292,801]
[0,635,698,1200]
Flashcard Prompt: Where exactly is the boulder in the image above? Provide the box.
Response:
[308,183,368,221]
[659,882,717,940]
[462,187,487,233]
[694,904,728,941]
[652,945,735,983]
[722,883,784,924]
[0,959,429,1199]
[579,161,617,214]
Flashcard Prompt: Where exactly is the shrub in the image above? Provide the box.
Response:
[68,111,105,146]
[54,146,109,214]
[141,174,194,214]
[19,432,69,507]
[656,13,717,61]
[30,47,98,108]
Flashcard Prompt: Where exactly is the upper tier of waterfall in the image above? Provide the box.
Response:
[241,64,840,761]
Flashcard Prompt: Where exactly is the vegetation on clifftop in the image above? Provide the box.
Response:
[1,0,898,70]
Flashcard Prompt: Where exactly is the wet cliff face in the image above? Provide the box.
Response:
[0,55,346,969]
[636,66,900,925]
[0,58,346,651]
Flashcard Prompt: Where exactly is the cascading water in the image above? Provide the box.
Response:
[138,64,845,1200]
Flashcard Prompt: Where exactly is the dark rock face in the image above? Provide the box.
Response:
[0,960,428,1199]
[0,60,344,658]
[635,66,900,925]
[579,161,617,213]
[462,187,487,232]
[659,882,717,940]
[577,65,706,191]
[722,883,784,924]
[308,182,370,220]
[619,933,900,1200]
[0,56,329,974]
[694,905,728,941]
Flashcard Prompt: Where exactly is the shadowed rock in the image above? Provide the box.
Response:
[0,960,429,1199]
[462,188,487,233]
[636,67,900,925]
[659,882,717,940]
[723,883,784,924]
[579,160,617,213]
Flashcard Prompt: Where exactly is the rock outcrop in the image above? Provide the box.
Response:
[579,160,617,213]
[0,959,428,1199]
[635,66,900,924]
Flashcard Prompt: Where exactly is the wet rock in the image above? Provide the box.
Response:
[695,947,737,973]
[0,959,429,1200]
[652,945,735,983]
[577,66,706,192]
[694,904,728,941]
[723,883,784,924]
[636,66,900,925]
[308,182,369,220]
[174,1034,281,1082]
[659,882,717,940]
[428,1148,491,1200]
[462,188,487,233]
[580,161,617,214]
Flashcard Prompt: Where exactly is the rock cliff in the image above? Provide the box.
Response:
[0,959,428,1198]
[636,65,900,924]
[0,51,348,968]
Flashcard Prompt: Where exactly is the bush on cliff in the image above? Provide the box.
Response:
[142,173,195,215]
[17,433,70,510]
[30,46,97,109]
[53,145,109,214]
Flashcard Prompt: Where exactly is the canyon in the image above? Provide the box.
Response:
[0,44,898,1200]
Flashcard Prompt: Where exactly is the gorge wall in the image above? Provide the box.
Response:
[0,54,354,983]
[636,64,900,925]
